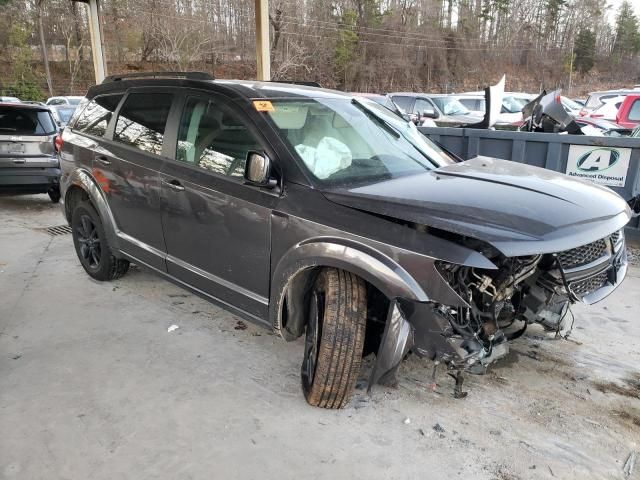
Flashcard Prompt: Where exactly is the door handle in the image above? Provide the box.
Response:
[95,156,111,166]
[162,179,185,192]
[13,159,26,164]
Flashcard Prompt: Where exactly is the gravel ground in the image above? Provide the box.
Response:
[1,195,639,480]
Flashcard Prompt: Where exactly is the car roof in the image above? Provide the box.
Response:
[88,78,352,101]
[588,89,635,97]
[0,102,50,110]
[388,92,450,98]
[601,95,627,103]
[351,92,385,98]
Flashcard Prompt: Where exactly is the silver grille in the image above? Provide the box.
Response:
[557,238,608,269]
[569,271,609,297]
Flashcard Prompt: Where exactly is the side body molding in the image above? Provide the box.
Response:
[63,168,122,254]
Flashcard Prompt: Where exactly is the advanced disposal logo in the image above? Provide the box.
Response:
[566,145,631,187]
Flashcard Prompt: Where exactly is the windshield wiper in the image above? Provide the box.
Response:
[351,99,400,139]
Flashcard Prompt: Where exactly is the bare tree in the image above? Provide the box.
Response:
[34,0,53,95]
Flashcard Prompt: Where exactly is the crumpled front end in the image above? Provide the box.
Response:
[371,229,629,383]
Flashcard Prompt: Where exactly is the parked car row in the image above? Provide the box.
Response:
[351,84,640,135]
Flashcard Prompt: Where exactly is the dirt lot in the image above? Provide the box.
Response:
[1,194,639,480]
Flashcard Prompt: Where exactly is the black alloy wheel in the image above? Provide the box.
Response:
[76,214,102,270]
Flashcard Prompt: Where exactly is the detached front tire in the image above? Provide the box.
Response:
[71,201,129,281]
[301,268,366,409]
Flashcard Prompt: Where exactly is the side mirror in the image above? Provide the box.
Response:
[245,151,277,188]
[422,109,438,119]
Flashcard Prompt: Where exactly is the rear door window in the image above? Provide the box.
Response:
[74,94,123,137]
[0,107,56,135]
[114,93,173,156]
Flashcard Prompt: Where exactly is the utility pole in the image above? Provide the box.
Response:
[568,36,574,96]
[255,0,270,81]
[71,0,107,83]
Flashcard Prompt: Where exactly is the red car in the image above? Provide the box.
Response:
[615,94,640,129]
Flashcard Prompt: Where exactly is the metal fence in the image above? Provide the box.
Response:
[419,127,640,234]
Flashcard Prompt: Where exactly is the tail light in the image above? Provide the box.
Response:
[590,114,603,118]
[54,134,63,153]
[579,109,587,116]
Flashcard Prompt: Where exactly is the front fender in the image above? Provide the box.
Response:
[62,167,121,253]
[269,236,430,339]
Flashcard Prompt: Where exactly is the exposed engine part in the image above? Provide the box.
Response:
[432,229,625,374]
[521,281,570,331]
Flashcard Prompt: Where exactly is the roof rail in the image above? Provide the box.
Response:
[269,80,322,88]
[102,71,214,84]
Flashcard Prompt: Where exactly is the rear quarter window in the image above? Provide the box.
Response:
[113,92,174,155]
[73,94,123,137]
[628,99,640,121]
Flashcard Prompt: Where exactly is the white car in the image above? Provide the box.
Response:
[45,96,84,106]
[582,95,627,122]
[0,96,21,103]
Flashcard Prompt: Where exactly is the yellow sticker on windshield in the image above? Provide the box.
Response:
[253,100,274,112]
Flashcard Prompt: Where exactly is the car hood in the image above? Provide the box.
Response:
[323,157,631,257]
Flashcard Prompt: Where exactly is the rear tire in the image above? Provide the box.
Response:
[71,201,129,281]
[301,268,366,409]
[48,187,61,203]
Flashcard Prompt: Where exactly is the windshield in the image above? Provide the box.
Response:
[265,97,455,187]
[431,97,470,115]
[68,98,82,106]
[0,107,56,135]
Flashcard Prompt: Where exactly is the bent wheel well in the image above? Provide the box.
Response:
[64,186,90,222]
[280,266,389,356]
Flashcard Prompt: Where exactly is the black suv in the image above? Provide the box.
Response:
[59,72,631,408]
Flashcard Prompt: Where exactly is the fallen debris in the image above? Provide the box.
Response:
[623,451,637,478]
[234,321,247,331]
[433,423,445,433]
[167,325,179,333]
[403,417,411,425]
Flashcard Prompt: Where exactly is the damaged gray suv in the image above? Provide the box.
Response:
[59,72,631,408]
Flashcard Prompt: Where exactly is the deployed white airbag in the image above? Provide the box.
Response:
[295,137,352,179]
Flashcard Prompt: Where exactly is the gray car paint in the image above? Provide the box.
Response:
[59,78,632,391]
[0,104,59,194]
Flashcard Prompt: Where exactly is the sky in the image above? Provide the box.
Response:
[607,0,640,20]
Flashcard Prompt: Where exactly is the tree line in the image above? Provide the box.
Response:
[0,0,639,99]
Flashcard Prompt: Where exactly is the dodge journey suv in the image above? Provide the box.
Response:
[59,72,630,408]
